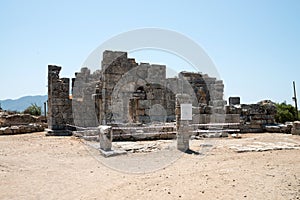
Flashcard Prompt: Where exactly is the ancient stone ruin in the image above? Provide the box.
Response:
[0,112,44,135]
[47,50,229,132]
[47,65,73,135]
[225,100,277,133]
[47,50,299,152]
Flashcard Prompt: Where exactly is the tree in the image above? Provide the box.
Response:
[275,102,297,123]
[23,103,42,116]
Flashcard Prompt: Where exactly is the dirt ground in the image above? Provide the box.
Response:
[0,132,299,200]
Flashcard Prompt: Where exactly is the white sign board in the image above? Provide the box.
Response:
[181,104,192,120]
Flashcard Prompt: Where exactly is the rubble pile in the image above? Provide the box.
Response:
[0,124,44,135]
[226,100,278,133]
[0,112,45,135]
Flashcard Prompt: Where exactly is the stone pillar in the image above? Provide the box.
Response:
[48,65,60,130]
[176,94,193,152]
[47,65,73,136]
[98,125,112,151]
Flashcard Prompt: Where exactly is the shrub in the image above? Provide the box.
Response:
[23,103,42,116]
[275,102,298,123]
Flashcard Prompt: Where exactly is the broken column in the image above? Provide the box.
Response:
[47,65,73,136]
[98,125,113,151]
[176,94,193,152]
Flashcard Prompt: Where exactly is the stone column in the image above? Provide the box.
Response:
[48,65,61,130]
[98,125,112,151]
[176,94,193,152]
[47,65,73,136]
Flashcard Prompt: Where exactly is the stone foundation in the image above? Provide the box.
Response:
[0,124,44,135]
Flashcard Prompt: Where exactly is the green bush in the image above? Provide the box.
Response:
[275,102,298,123]
[23,103,41,116]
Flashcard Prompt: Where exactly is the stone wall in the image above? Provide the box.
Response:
[0,112,45,135]
[100,51,138,124]
[47,65,73,132]
[0,124,44,135]
[72,67,100,127]
[98,51,175,124]
[178,72,227,124]
[47,52,300,137]
[225,100,277,133]
[109,64,168,124]
[0,114,41,126]
[48,50,227,133]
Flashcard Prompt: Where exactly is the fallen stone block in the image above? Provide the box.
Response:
[293,121,300,129]
[264,125,280,133]
[291,121,300,135]
[3,127,12,135]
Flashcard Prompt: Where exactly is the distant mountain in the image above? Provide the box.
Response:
[0,95,48,112]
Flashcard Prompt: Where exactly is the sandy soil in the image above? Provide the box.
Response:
[0,132,299,200]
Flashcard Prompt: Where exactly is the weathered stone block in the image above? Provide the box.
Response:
[291,121,300,135]
[3,127,12,134]
[99,125,112,151]
[229,97,240,105]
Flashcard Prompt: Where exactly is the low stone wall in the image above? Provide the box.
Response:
[264,123,293,134]
[0,124,44,135]
[192,113,240,124]
[0,113,43,127]
[73,123,177,141]
[225,100,277,133]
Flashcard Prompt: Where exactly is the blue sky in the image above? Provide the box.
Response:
[0,0,300,104]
